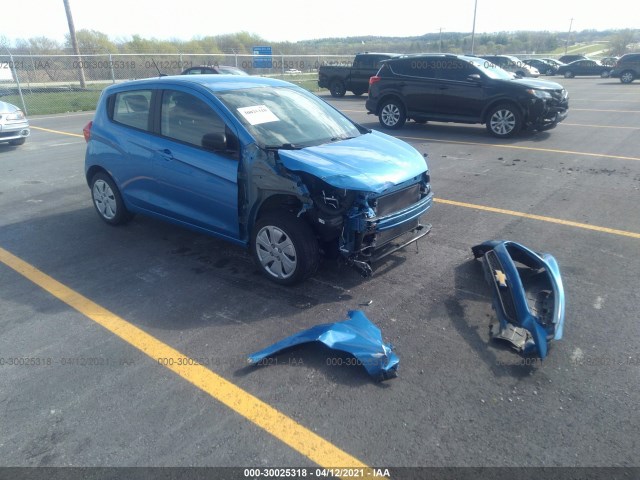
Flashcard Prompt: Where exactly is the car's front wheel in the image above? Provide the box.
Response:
[90,172,131,225]
[252,213,319,285]
[486,104,522,138]
[620,70,635,84]
[329,80,346,97]
[378,99,406,129]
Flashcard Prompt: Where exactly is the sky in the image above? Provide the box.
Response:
[2,0,637,45]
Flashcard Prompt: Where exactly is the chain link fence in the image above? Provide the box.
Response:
[0,53,354,116]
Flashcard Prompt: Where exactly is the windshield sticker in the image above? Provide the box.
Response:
[237,105,280,125]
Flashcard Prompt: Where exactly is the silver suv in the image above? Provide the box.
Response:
[610,53,640,84]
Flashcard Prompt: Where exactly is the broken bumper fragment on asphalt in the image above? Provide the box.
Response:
[472,240,565,359]
[247,310,399,380]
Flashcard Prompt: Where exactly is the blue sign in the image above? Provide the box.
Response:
[253,46,272,69]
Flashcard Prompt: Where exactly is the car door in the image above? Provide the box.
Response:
[106,88,157,211]
[149,88,241,241]
[389,57,441,118]
[433,59,485,121]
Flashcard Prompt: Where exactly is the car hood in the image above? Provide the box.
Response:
[512,78,564,90]
[276,131,427,193]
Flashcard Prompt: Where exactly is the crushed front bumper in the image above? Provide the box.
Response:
[472,240,565,359]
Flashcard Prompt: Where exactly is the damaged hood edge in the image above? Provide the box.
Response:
[276,131,427,193]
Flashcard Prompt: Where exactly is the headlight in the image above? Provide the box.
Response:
[526,89,552,99]
[6,111,25,121]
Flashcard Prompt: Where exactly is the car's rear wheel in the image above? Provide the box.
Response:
[329,80,346,97]
[9,138,26,146]
[620,71,635,84]
[545,68,555,75]
[600,70,610,78]
[378,99,406,129]
[486,104,522,138]
[252,213,319,285]
[90,172,131,225]
[564,71,574,78]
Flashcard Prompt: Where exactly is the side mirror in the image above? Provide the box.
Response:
[467,74,482,82]
[202,132,227,152]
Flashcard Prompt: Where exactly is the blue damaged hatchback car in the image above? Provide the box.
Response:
[84,75,433,284]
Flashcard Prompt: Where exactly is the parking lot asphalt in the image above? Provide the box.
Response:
[0,77,638,475]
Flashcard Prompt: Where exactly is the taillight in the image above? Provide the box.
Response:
[369,75,381,86]
[83,121,92,142]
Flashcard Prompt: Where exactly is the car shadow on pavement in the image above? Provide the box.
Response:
[444,256,540,378]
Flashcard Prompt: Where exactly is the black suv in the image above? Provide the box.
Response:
[365,54,569,138]
[610,53,640,84]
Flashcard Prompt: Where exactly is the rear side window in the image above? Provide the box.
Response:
[112,90,152,131]
[390,58,438,79]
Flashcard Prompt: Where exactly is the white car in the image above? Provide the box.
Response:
[284,68,302,74]
[0,101,30,146]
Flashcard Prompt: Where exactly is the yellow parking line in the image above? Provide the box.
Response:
[434,198,640,239]
[30,126,84,138]
[572,108,640,113]
[396,135,640,162]
[0,246,374,477]
[561,123,640,130]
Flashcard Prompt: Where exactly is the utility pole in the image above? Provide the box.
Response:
[470,0,478,55]
[564,18,574,55]
[63,0,86,88]
[439,28,443,53]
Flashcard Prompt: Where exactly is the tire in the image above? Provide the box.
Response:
[620,71,635,84]
[378,99,406,129]
[9,137,26,146]
[251,213,319,285]
[600,71,610,78]
[564,71,574,78]
[329,80,346,97]
[545,68,555,75]
[486,103,522,138]
[90,172,131,225]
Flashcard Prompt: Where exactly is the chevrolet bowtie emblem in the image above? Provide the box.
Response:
[494,270,507,287]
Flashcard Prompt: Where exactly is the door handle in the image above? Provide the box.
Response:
[159,148,174,161]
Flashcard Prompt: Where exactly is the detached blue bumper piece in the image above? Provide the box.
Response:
[472,240,565,359]
[247,310,399,380]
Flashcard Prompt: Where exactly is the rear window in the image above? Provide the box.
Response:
[111,90,152,131]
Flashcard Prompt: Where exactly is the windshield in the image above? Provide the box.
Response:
[215,86,362,148]
[469,58,515,80]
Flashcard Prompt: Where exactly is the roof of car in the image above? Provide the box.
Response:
[104,74,294,93]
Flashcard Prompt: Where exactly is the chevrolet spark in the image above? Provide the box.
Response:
[84,75,433,284]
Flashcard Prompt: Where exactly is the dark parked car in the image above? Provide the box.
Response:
[318,52,400,97]
[558,54,588,64]
[523,59,558,75]
[181,65,248,75]
[557,59,611,78]
[365,54,569,138]
[83,75,433,284]
[610,53,640,84]
[541,58,566,68]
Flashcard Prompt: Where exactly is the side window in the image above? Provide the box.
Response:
[160,90,234,152]
[112,90,152,131]
[436,60,477,81]
[391,58,437,79]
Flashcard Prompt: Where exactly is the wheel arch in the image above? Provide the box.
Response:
[375,93,406,116]
[481,99,525,124]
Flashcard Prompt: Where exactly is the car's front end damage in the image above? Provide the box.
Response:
[272,132,433,276]
[521,84,569,132]
[472,240,565,359]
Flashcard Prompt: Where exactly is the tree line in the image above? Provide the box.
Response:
[1,28,637,56]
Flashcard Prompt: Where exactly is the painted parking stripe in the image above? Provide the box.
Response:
[434,198,640,239]
[560,123,640,130]
[396,135,640,162]
[572,108,640,113]
[30,126,84,138]
[0,246,376,477]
